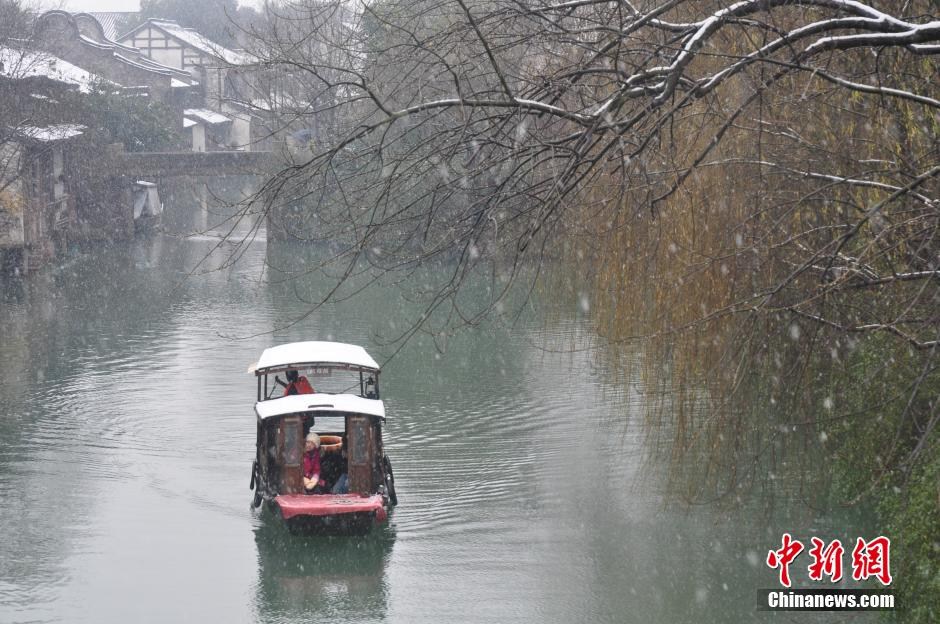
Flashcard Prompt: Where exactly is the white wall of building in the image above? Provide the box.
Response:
[191,124,206,152]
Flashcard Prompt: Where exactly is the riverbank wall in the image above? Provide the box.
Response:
[0,138,136,278]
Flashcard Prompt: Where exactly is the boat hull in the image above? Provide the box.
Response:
[273,494,388,535]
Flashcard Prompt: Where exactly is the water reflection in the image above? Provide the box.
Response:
[161,177,264,239]
[253,514,393,623]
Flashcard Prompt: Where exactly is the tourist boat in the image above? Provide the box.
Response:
[248,341,397,534]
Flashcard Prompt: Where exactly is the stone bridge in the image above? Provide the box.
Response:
[101,148,283,178]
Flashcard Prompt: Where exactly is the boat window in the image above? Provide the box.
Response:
[262,374,282,400]
[310,415,344,433]
[258,366,379,399]
[264,422,278,460]
[305,367,366,396]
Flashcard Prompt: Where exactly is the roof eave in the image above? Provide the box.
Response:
[254,361,380,376]
[254,395,386,421]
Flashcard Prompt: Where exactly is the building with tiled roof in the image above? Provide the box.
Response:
[33,11,200,103]
[118,18,259,149]
[86,12,138,41]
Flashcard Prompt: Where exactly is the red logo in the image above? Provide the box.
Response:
[766,535,891,587]
[851,536,892,586]
[808,538,844,582]
[766,533,804,587]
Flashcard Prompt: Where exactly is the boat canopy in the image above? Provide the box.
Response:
[254,393,386,421]
[253,341,380,374]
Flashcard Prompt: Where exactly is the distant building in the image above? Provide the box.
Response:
[29,11,258,151]
[118,19,258,150]
[118,18,252,72]
[0,122,87,274]
[183,108,232,152]
[1,47,94,273]
[1,11,276,276]
[0,31,173,275]
[33,11,200,105]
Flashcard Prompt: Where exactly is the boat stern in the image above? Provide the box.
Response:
[274,493,388,534]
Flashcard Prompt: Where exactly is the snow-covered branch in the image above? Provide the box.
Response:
[249,0,938,351]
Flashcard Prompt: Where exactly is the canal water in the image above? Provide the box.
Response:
[0,185,875,623]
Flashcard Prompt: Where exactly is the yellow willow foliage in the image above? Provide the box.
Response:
[561,26,939,503]
[0,188,25,216]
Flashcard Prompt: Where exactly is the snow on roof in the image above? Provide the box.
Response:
[145,19,254,66]
[255,394,386,420]
[249,93,309,112]
[77,34,110,50]
[112,52,173,75]
[78,34,140,56]
[184,108,230,124]
[17,125,86,142]
[134,57,184,74]
[171,77,194,88]
[0,48,101,92]
[183,118,197,128]
[255,341,380,372]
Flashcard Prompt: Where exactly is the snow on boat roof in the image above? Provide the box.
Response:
[255,394,385,420]
[255,341,379,372]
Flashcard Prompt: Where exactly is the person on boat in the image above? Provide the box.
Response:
[303,432,324,493]
[331,457,349,494]
[284,369,315,396]
[325,434,349,494]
